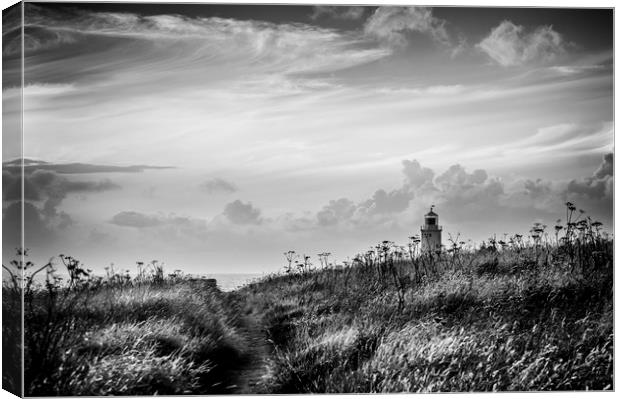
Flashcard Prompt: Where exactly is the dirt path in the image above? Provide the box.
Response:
[232,312,273,394]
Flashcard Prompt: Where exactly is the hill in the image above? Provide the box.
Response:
[3,203,613,394]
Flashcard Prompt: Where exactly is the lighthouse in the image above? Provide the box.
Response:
[421,205,442,253]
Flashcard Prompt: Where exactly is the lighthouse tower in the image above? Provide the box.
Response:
[421,206,442,253]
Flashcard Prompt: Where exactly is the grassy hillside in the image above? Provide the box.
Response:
[3,260,250,396]
[3,203,613,394]
[233,208,613,393]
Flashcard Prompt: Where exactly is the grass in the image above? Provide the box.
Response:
[2,202,614,394]
[231,205,613,393]
[2,263,22,397]
[3,260,251,396]
[234,254,612,393]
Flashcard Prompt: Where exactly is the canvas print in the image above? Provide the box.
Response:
[1,1,614,396]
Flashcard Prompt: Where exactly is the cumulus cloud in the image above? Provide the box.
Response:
[435,164,504,208]
[174,156,614,241]
[305,160,497,229]
[311,161,429,229]
[402,159,436,190]
[316,198,357,226]
[311,6,365,20]
[310,161,427,228]
[360,188,413,215]
[364,6,450,47]
[523,178,553,200]
[223,200,262,225]
[200,178,237,194]
[477,20,566,66]
[567,153,613,200]
[435,165,488,188]
[594,152,613,179]
[305,159,513,231]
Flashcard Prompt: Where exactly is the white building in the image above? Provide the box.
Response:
[421,206,442,253]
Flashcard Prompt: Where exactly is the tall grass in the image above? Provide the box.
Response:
[3,256,250,396]
[2,249,23,396]
[3,202,613,394]
[235,203,613,392]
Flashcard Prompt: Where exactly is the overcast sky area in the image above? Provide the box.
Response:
[2,2,614,274]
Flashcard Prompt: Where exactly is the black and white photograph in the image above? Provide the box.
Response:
[1,0,615,396]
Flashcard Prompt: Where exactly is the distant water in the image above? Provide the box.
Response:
[6,270,267,292]
[200,273,265,292]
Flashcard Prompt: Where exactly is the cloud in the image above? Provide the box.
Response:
[2,167,121,206]
[2,165,122,250]
[435,164,504,208]
[107,210,211,245]
[3,170,40,201]
[593,152,613,179]
[477,20,566,66]
[567,153,613,200]
[311,161,426,228]
[311,6,365,20]
[13,3,391,83]
[305,159,541,234]
[27,169,119,221]
[223,200,262,225]
[359,188,413,215]
[402,159,436,190]
[316,198,357,226]
[200,178,237,194]
[305,160,436,230]
[435,165,488,188]
[308,161,495,229]
[364,6,450,47]
[109,211,163,228]
[523,178,553,200]
[2,201,52,248]
[513,122,613,156]
[2,159,173,174]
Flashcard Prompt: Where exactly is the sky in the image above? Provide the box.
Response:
[1,2,614,274]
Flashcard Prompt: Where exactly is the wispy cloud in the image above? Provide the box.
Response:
[311,6,365,21]
[477,20,566,66]
[18,4,390,83]
[514,122,613,155]
[2,159,173,174]
[107,210,211,246]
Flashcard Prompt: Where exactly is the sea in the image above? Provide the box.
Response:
[4,269,268,293]
[199,273,266,292]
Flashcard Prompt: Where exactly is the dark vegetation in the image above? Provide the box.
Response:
[3,258,250,395]
[2,202,613,394]
[234,202,613,392]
